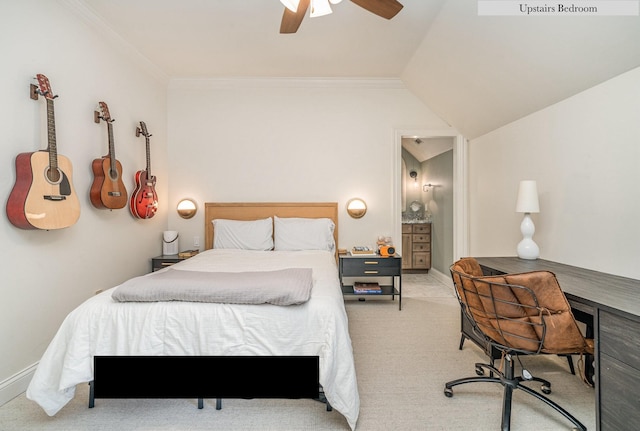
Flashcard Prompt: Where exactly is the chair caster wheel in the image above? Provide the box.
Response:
[541,385,551,394]
[475,366,484,376]
[444,388,453,398]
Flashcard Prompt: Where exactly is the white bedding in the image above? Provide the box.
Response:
[26,249,360,430]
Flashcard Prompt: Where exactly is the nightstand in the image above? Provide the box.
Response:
[151,255,187,272]
[339,254,402,310]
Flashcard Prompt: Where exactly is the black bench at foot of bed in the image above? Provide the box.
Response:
[88,356,331,411]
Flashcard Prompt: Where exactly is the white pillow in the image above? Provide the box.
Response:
[213,218,274,250]
[274,216,336,252]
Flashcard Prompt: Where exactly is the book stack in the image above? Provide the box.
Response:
[178,249,199,258]
[353,282,382,294]
[351,246,376,255]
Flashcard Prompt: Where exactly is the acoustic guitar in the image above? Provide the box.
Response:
[90,101,128,209]
[6,74,80,230]
[130,121,158,219]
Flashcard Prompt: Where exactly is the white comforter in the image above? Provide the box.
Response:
[26,249,360,430]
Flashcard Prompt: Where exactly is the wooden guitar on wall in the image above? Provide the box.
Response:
[90,101,128,209]
[6,74,80,230]
[130,121,158,219]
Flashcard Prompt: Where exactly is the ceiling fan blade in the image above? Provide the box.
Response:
[280,0,311,34]
[349,0,403,20]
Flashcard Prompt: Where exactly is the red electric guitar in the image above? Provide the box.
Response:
[129,121,158,219]
[6,74,80,230]
[90,101,128,209]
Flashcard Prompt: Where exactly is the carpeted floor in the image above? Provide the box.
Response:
[0,273,595,430]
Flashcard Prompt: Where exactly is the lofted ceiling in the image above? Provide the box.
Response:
[78,0,442,78]
[402,137,453,163]
[76,0,640,139]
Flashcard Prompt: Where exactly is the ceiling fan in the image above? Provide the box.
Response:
[280,0,404,34]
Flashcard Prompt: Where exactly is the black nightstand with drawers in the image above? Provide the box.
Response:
[151,255,187,272]
[339,254,402,310]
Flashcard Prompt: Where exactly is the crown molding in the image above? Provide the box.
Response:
[168,77,406,90]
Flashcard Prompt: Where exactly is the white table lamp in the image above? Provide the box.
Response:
[515,180,540,260]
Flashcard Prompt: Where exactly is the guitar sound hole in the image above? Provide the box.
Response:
[109,169,119,181]
[45,166,62,184]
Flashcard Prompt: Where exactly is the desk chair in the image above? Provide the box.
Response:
[445,258,593,431]
[456,259,579,376]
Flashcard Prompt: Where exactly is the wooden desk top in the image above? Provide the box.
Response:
[475,257,640,319]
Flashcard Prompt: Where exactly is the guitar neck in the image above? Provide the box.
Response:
[145,136,152,175]
[45,98,58,172]
[107,121,117,166]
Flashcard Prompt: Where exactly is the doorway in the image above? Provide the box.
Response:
[393,129,468,279]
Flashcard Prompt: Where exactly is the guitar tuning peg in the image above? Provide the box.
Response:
[30,84,39,100]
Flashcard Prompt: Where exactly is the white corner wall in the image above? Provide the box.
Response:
[167,79,450,251]
[0,0,169,403]
[469,67,640,280]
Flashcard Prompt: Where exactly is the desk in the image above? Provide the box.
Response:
[474,257,640,431]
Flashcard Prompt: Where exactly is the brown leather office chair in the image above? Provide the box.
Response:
[445,257,593,431]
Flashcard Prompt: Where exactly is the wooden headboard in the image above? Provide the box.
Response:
[204,202,338,251]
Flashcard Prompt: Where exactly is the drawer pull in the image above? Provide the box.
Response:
[364,270,379,274]
[161,262,174,266]
[364,261,379,265]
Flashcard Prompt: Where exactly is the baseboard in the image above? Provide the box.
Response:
[429,267,453,290]
[0,362,38,407]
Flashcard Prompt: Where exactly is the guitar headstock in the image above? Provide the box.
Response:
[97,101,114,123]
[136,121,152,138]
[35,74,57,100]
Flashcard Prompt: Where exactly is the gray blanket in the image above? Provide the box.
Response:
[111,267,313,306]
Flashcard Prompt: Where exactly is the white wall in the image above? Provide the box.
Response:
[422,150,454,273]
[167,79,450,251]
[469,67,640,280]
[0,0,169,400]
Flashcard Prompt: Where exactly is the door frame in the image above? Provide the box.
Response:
[393,128,469,268]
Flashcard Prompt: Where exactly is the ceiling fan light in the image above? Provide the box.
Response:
[310,0,332,17]
[280,0,300,12]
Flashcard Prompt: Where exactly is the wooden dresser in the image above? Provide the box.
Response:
[401,223,431,271]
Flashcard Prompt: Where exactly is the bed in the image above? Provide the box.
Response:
[26,202,360,430]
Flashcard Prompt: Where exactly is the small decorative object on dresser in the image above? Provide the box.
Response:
[401,223,431,271]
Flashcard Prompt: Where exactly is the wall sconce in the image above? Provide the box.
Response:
[177,198,197,219]
[410,170,418,188]
[346,198,367,219]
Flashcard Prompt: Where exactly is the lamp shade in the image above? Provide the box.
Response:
[515,180,539,213]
